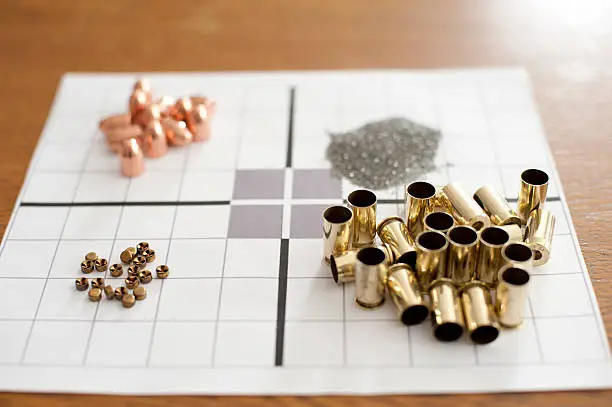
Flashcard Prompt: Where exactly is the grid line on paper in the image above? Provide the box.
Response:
[0,358,609,370]
[285,87,295,168]
[82,199,128,364]
[274,239,290,366]
[0,71,609,393]
[0,314,596,324]
[477,83,544,362]
[18,122,99,364]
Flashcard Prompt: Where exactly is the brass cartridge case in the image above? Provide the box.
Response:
[460,281,499,344]
[501,241,534,270]
[447,225,479,285]
[330,244,393,284]
[355,247,387,309]
[330,250,357,284]
[498,223,524,242]
[386,263,428,325]
[322,206,353,264]
[517,168,549,224]
[424,211,455,235]
[377,244,394,266]
[377,216,416,267]
[473,185,521,226]
[441,183,490,231]
[496,266,531,328]
[525,208,556,266]
[132,104,161,129]
[429,278,465,342]
[414,230,449,289]
[405,181,437,240]
[347,189,377,248]
[475,226,510,286]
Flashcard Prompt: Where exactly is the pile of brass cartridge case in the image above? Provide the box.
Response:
[98,78,216,178]
[323,168,555,345]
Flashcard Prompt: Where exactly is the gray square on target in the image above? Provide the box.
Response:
[232,170,285,199]
[229,205,283,238]
[292,169,341,199]
[290,204,328,238]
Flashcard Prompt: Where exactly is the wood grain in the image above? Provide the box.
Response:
[0,0,611,405]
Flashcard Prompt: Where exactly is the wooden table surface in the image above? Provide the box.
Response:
[1,0,611,405]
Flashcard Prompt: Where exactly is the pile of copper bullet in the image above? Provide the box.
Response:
[75,242,170,308]
[323,168,554,345]
[98,78,216,177]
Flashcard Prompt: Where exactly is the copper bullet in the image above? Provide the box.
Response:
[188,103,212,142]
[190,96,217,117]
[99,113,131,133]
[162,118,193,146]
[168,97,194,122]
[129,89,150,118]
[132,104,161,129]
[133,78,152,95]
[141,120,168,158]
[156,95,176,117]
[120,138,145,178]
[104,124,143,144]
